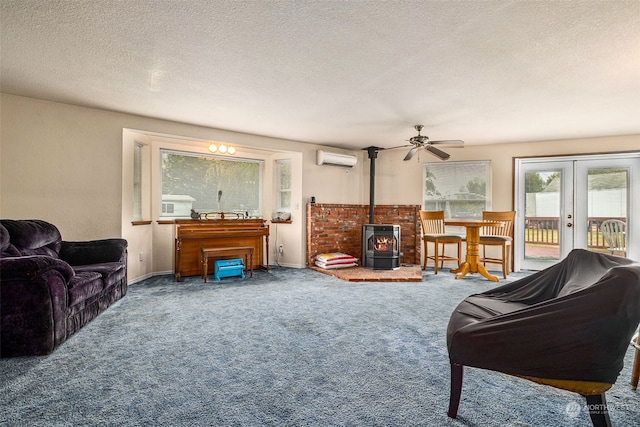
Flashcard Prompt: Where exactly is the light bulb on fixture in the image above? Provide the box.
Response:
[208,142,235,155]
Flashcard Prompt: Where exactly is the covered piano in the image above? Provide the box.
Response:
[174,219,269,281]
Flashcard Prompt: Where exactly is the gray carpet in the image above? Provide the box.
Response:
[1,267,638,426]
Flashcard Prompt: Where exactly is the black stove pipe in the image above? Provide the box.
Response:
[366,147,379,224]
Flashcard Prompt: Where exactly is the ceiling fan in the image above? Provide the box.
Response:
[399,125,464,161]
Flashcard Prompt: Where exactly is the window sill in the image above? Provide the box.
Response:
[271,219,292,224]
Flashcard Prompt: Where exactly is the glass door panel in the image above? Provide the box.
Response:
[581,165,629,257]
[518,162,573,270]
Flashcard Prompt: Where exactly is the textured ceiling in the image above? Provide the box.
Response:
[1,0,639,150]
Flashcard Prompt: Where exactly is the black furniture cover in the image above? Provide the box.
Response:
[447,249,640,384]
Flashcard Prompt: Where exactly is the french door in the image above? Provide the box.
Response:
[515,153,639,270]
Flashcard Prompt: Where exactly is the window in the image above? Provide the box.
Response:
[276,159,291,212]
[133,142,143,220]
[423,161,491,218]
[161,203,175,214]
[160,149,263,218]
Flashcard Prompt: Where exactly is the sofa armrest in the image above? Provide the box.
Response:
[0,255,75,281]
[60,238,128,266]
[0,256,72,356]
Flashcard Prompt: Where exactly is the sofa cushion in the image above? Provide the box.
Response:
[60,238,127,266]
[479,235,512,243]
[73,262,126,288]
[67,272,103,307]
[0,219,62,258]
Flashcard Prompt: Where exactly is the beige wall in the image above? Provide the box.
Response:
[1,94,125,238]
[2,93,638,281]
[373,134,640,209]
[1,94,365,281]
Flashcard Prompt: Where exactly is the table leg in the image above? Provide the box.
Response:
[452,225,499,282]
[477,263,499,282]
[451,262,470,279]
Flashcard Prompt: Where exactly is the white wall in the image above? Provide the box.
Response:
[270,151,304,268]
[121,130,154,282]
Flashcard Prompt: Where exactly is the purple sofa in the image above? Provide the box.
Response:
[0,219,128,357]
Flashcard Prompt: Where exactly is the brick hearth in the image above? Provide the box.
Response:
[306,203,421,268]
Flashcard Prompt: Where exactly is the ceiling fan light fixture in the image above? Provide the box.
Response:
[400,124,462,161]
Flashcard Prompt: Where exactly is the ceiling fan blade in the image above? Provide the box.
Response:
[426,145,450,161]
[403,146,420,161]
[429,139,464,146]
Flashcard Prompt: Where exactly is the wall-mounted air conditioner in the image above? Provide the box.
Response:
[316,150,357,167]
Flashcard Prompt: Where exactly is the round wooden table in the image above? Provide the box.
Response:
[445,220,504,282]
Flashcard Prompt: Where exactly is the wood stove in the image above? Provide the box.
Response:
[362,224,400,270]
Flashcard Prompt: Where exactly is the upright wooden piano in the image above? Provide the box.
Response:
[174,219,269,281]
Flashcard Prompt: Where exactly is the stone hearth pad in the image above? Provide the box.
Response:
[310,265,422,282]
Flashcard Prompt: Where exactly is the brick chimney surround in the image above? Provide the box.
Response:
[306,203,421,268]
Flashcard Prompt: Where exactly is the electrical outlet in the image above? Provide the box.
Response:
[278,244,284,254]
[139,252,144,261]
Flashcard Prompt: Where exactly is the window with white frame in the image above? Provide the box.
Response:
[423,161,491,218]
[276,159,291,212]
[160,149,263,217]
[133,142,143,220]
